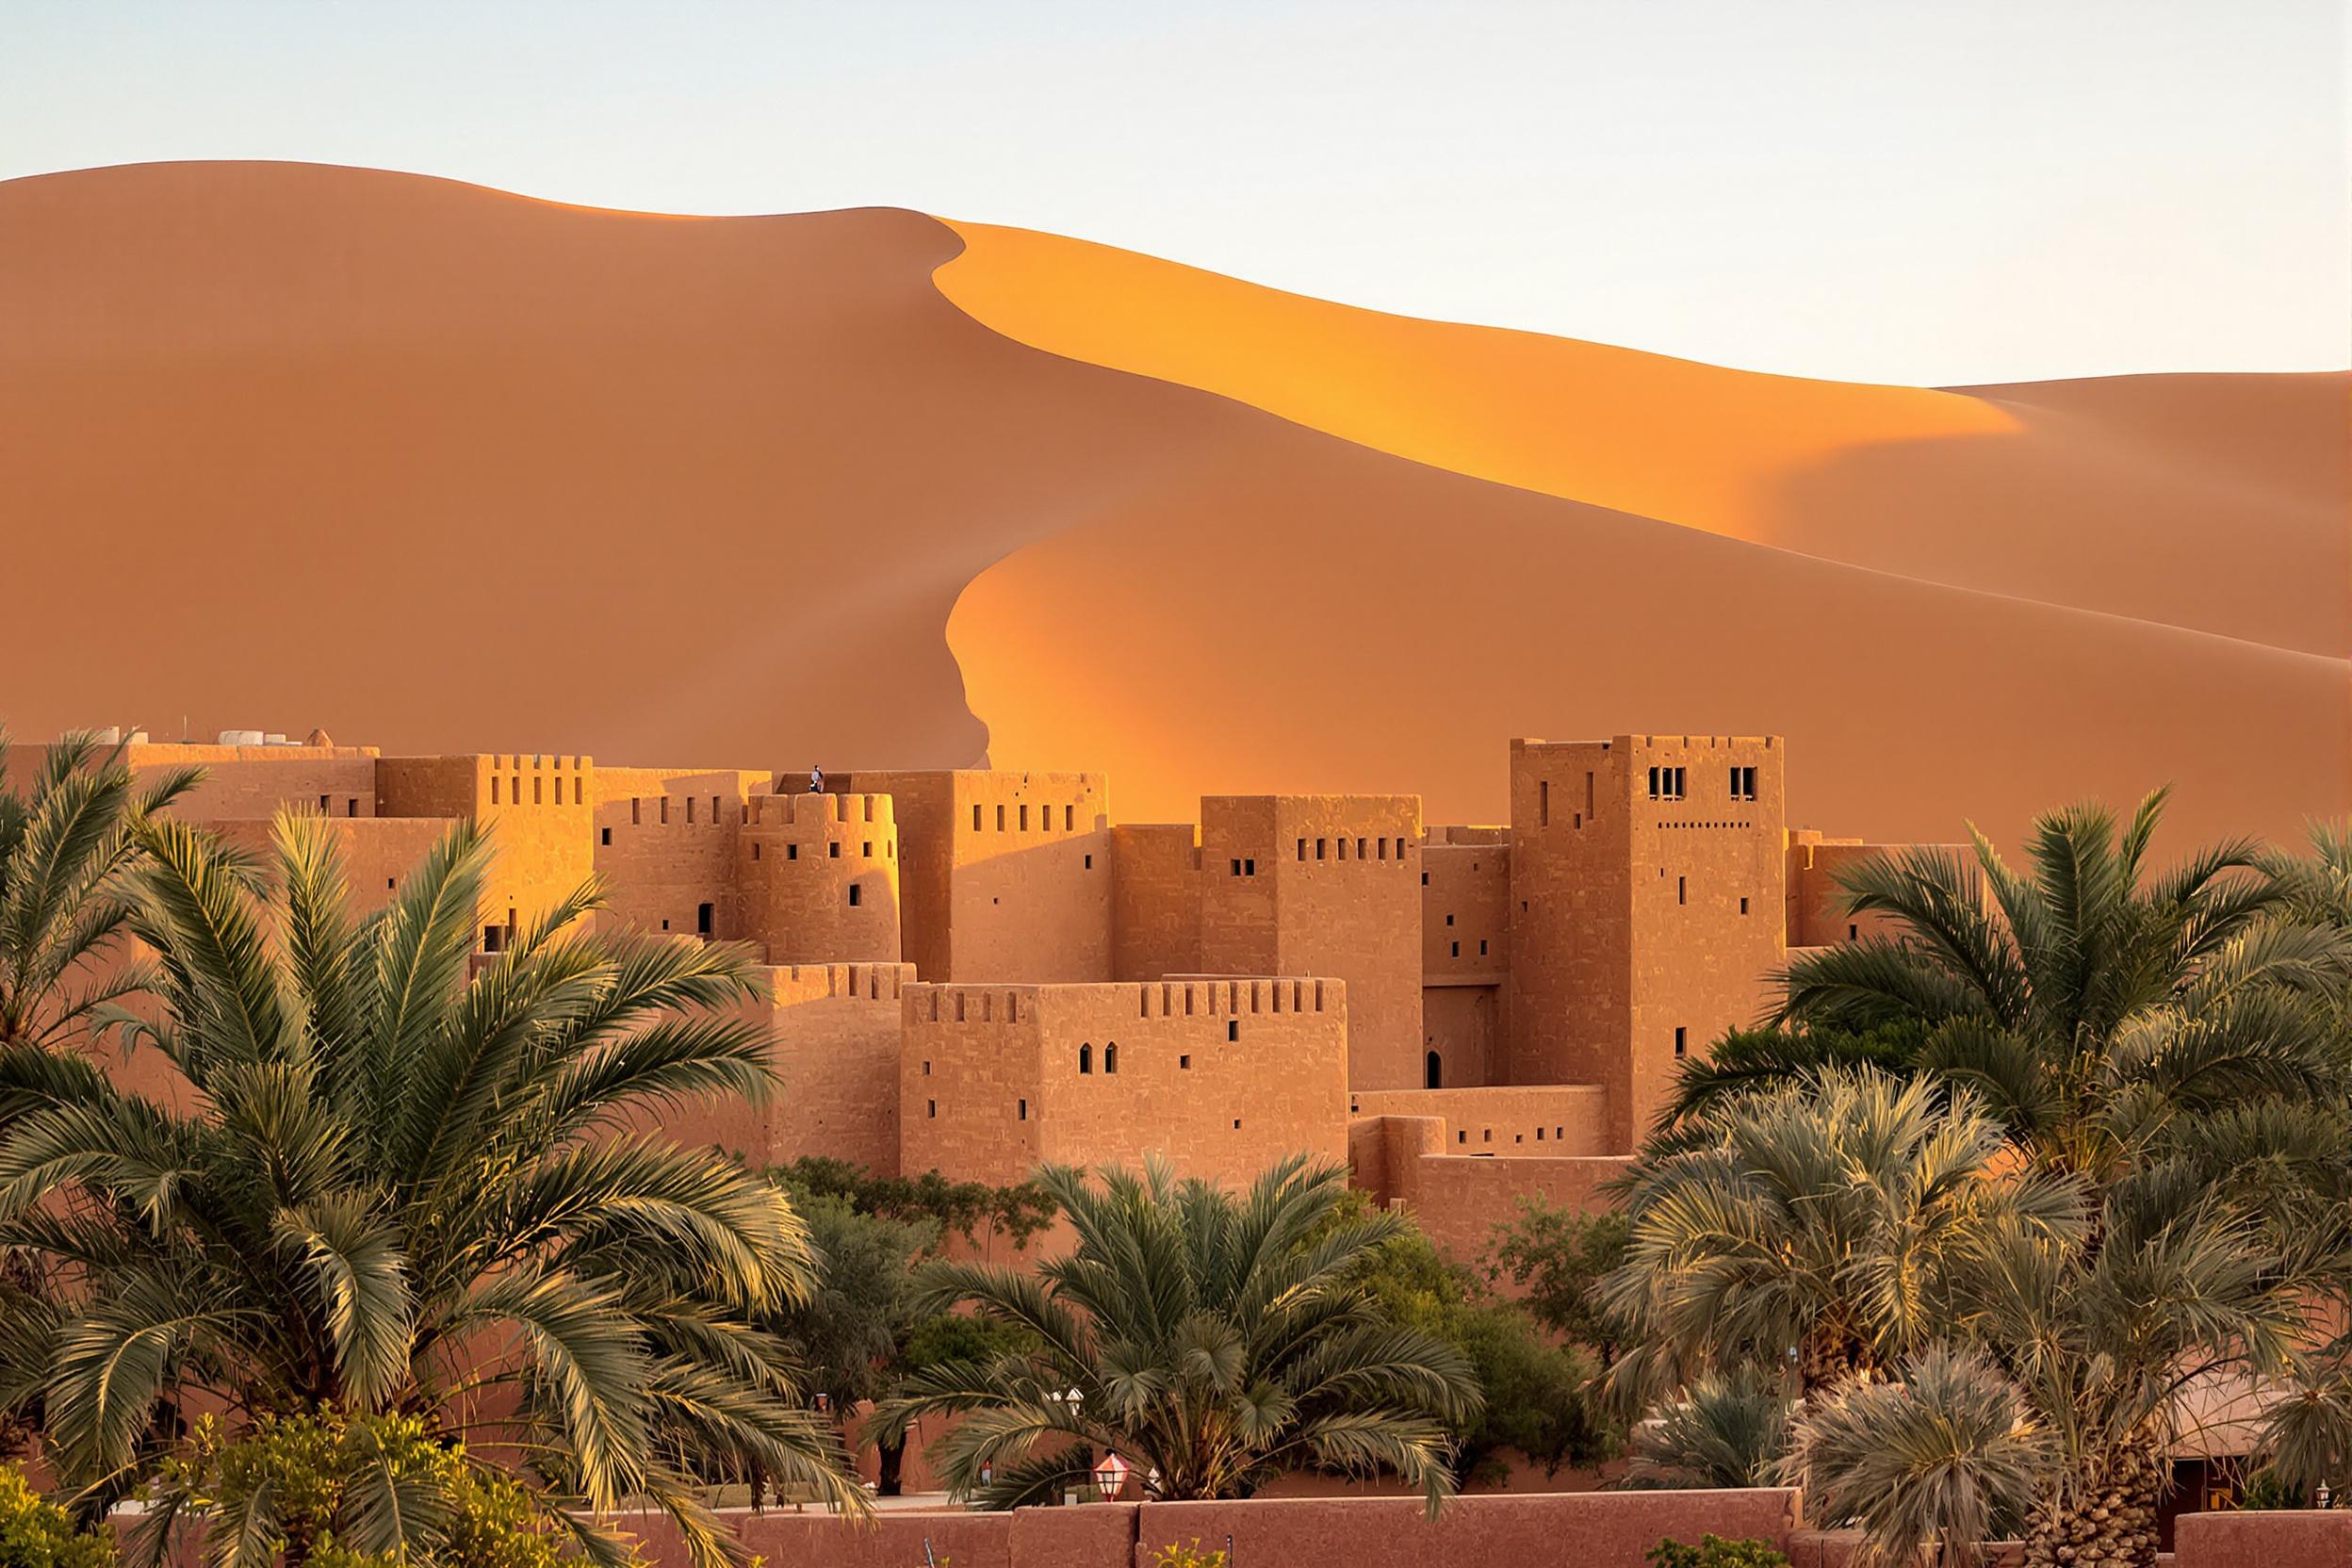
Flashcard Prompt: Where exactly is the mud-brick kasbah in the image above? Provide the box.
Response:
[14,726,1936,1256]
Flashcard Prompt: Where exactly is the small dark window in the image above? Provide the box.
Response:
[490,778,500,806]
[1084,854,1093,869]
[1065,806,1074,830]
[1450,941,1460,957]
[973,804,984,830]
[1426,1051,1443,1089]
[997,805,1006,831]
[923,1060,931,1075]
[1297,838,1307,860]
[1421,871,1429,886]
[752,842,761,860]
[848,884,862,906]
[600,827,612,846]
[1482,1129,1493,1143]
[1478,939,1488,956]
[1457,1130,1467,1144]
[1244,858,1255,875]
[346,798,358,817]
[1231,858,1243,876]
[862,841,873,858]
[1850,923,1860,941]
[1316,839,1327,859]
[482,924,505,954]
[1179,1054,1191,1070]
[1233,1119,1242,1130]
[318,793,330,811]
[1740,896,1749,914]
[630,796,640,825]
[1020,804,1030,830]
[788,844,799,860]
[1080,1044,1092,1074]
[1104,1042,1119,1073]
[661,919,670,930]
[1228,1021,1239,1041]
[1539,778,1550,826]
[1018,1099,1027,1120]
[696,902,713,936]
[660,796,669,825]
[1678,876,1687,906]
[1537,1127,1545,1141]
[1446,913,1454,925]
[1674,1027,1688,1058]
[828,841,841,858]
[927,1100,937,1119]
[1356,837,1366,859]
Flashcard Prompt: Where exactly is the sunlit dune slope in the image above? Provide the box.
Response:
[0,162,2342,851]
[936,220,2348,657]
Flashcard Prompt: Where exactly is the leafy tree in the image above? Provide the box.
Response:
[1619,1368,1793,1491]
[152,1409,580,1568]
[1329,1191,1610,1484]
[768,1157,1055,1257]
[1484,1198,1630,1364]
[0,729,200,1051]
[0,1462,112,1568]
[1790,1344,2047,1568]
[874,1155,1479,1512]
[0,810,862,1565]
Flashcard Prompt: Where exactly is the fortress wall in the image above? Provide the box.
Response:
[591,767,749,941]
[905,978,1348,1187]
[378,753,596,942]
[665,962,915,1172]
[1419,832,1511,1088]
[1200,795,1423,1092]
[1350,1085,1609,1158]
[1108,823,1201,980]
[739,792,901,965]
[1785,830,1965,949]
[1506,738,1635,1100]
[841,771,1112,984]
[209,815,455,916]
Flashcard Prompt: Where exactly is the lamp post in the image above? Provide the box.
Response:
[1092,1451,1130,1502]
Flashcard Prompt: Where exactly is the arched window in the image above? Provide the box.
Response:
[1103,1041,1119,1074]
[1079,1043,1092,1074]
[1425,1050,1443,1089]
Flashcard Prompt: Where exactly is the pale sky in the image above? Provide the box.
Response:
[5,0,2345,385]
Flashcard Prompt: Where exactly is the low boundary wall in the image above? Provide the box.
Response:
[621,1488,1803,1568]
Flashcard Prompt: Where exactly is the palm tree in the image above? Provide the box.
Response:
[0,728,201,1050]
[0,809,863,1567]
[872,1155,1479,1514]
[1790,1343,2046,1568]
[1596,1070,2075,1408]
[1778,791,2347,1185]
[1618,1367,1794,1490]
[1768,793,2352,1568]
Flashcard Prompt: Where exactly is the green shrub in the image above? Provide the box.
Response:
[1150,1542,1227,1568]
[0,1464,113,1568]
[157,1410,586,1568]
[1647,1535,1792,1568]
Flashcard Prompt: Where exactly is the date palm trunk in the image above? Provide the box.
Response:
[2021,1435,2162,1568]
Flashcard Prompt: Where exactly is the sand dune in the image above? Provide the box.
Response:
[0,161,2341,847]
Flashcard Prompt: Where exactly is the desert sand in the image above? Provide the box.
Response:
[1,161,2343,846]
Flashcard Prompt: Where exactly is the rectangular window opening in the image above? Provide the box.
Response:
[1674,1026,1689,1059]
[600,827,612,846]
[1539,778,1549,827]
[848,884,862,906]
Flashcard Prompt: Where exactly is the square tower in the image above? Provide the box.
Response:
[1197,794,1423,1091]
[1506,735,1787,1148]
[838,771,1110,983]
